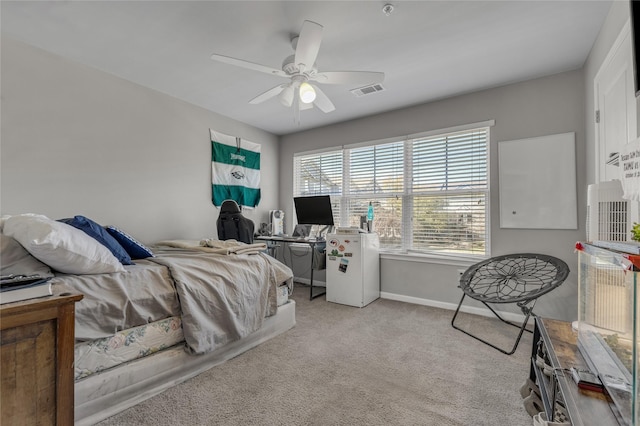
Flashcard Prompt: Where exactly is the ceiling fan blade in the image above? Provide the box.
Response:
[211,53,288,78]
[310,84,335,113]
[299,101,313,111]
[313,71,385,86]
[294,21,323,73]
[249,84,287,104]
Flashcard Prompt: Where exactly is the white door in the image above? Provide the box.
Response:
[595,22,637,183]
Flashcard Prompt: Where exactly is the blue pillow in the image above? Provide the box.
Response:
[105,226,154,260]
[58,216,134,265]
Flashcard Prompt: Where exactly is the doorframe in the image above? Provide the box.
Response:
[594,19,633,183]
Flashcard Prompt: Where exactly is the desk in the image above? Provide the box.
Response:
[256,236,326,300]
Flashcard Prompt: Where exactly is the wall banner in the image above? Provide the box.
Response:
[210,129,261,208]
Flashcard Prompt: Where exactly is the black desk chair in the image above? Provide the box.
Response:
[216,200,255,244]
[451,253,569,355]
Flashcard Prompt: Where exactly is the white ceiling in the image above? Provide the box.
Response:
[1,1,612,136]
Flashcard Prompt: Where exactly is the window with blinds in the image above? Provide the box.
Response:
[293,126,489,257]
[294,150,343,228]
[294,150,343,196]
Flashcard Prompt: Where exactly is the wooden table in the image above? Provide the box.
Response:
[530,317,624,426]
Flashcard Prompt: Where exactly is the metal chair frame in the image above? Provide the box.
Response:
[451,253,569,355]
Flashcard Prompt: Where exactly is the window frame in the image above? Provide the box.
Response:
[293,120,494,261]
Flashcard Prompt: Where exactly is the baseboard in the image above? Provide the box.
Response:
[380,291,529,324]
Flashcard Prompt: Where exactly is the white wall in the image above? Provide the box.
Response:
[584,0,633,186]
[280,70,585,321]
[1,37,280,244]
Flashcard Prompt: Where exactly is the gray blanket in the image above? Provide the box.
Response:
[147,249,292,354]
[54,248,293,354]
[54,260,180,340]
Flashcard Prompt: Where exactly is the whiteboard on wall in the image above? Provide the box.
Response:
[498,132,577,229]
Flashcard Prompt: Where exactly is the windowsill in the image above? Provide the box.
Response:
[379,250,486,267]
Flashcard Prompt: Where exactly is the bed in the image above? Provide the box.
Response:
[0,214,296,425]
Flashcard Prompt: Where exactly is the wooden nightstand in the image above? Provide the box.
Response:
[1,293,83,425]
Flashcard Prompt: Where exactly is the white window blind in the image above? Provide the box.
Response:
[294,150,343,227]
[409,129,488,255]
[294,150,343,196]
[348,142,404,194]
[293,126,489,257]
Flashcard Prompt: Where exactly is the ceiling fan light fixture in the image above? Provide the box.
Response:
[210,20,383,118]
[299,82,316,104]
[279,84,295,106]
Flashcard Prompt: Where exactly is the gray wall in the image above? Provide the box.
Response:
[1,37,280,244]
[280,70,586,321]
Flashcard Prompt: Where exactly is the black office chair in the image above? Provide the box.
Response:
[451,253,569,355]
[216,200,255,244]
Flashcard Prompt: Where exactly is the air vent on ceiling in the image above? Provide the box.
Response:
[350,83,385,97]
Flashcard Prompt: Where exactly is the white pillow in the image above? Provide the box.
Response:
[0,233,54,277]
[3,214,125,274]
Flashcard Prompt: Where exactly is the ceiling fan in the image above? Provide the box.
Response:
[210,20,384,121]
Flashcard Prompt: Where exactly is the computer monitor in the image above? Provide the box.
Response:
[293,195,335,226]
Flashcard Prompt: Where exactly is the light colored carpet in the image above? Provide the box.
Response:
[98,284,534,426]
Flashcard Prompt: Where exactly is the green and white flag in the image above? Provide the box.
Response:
[210,129,261,208]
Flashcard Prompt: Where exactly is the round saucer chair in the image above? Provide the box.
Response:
[451,253,569,355]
